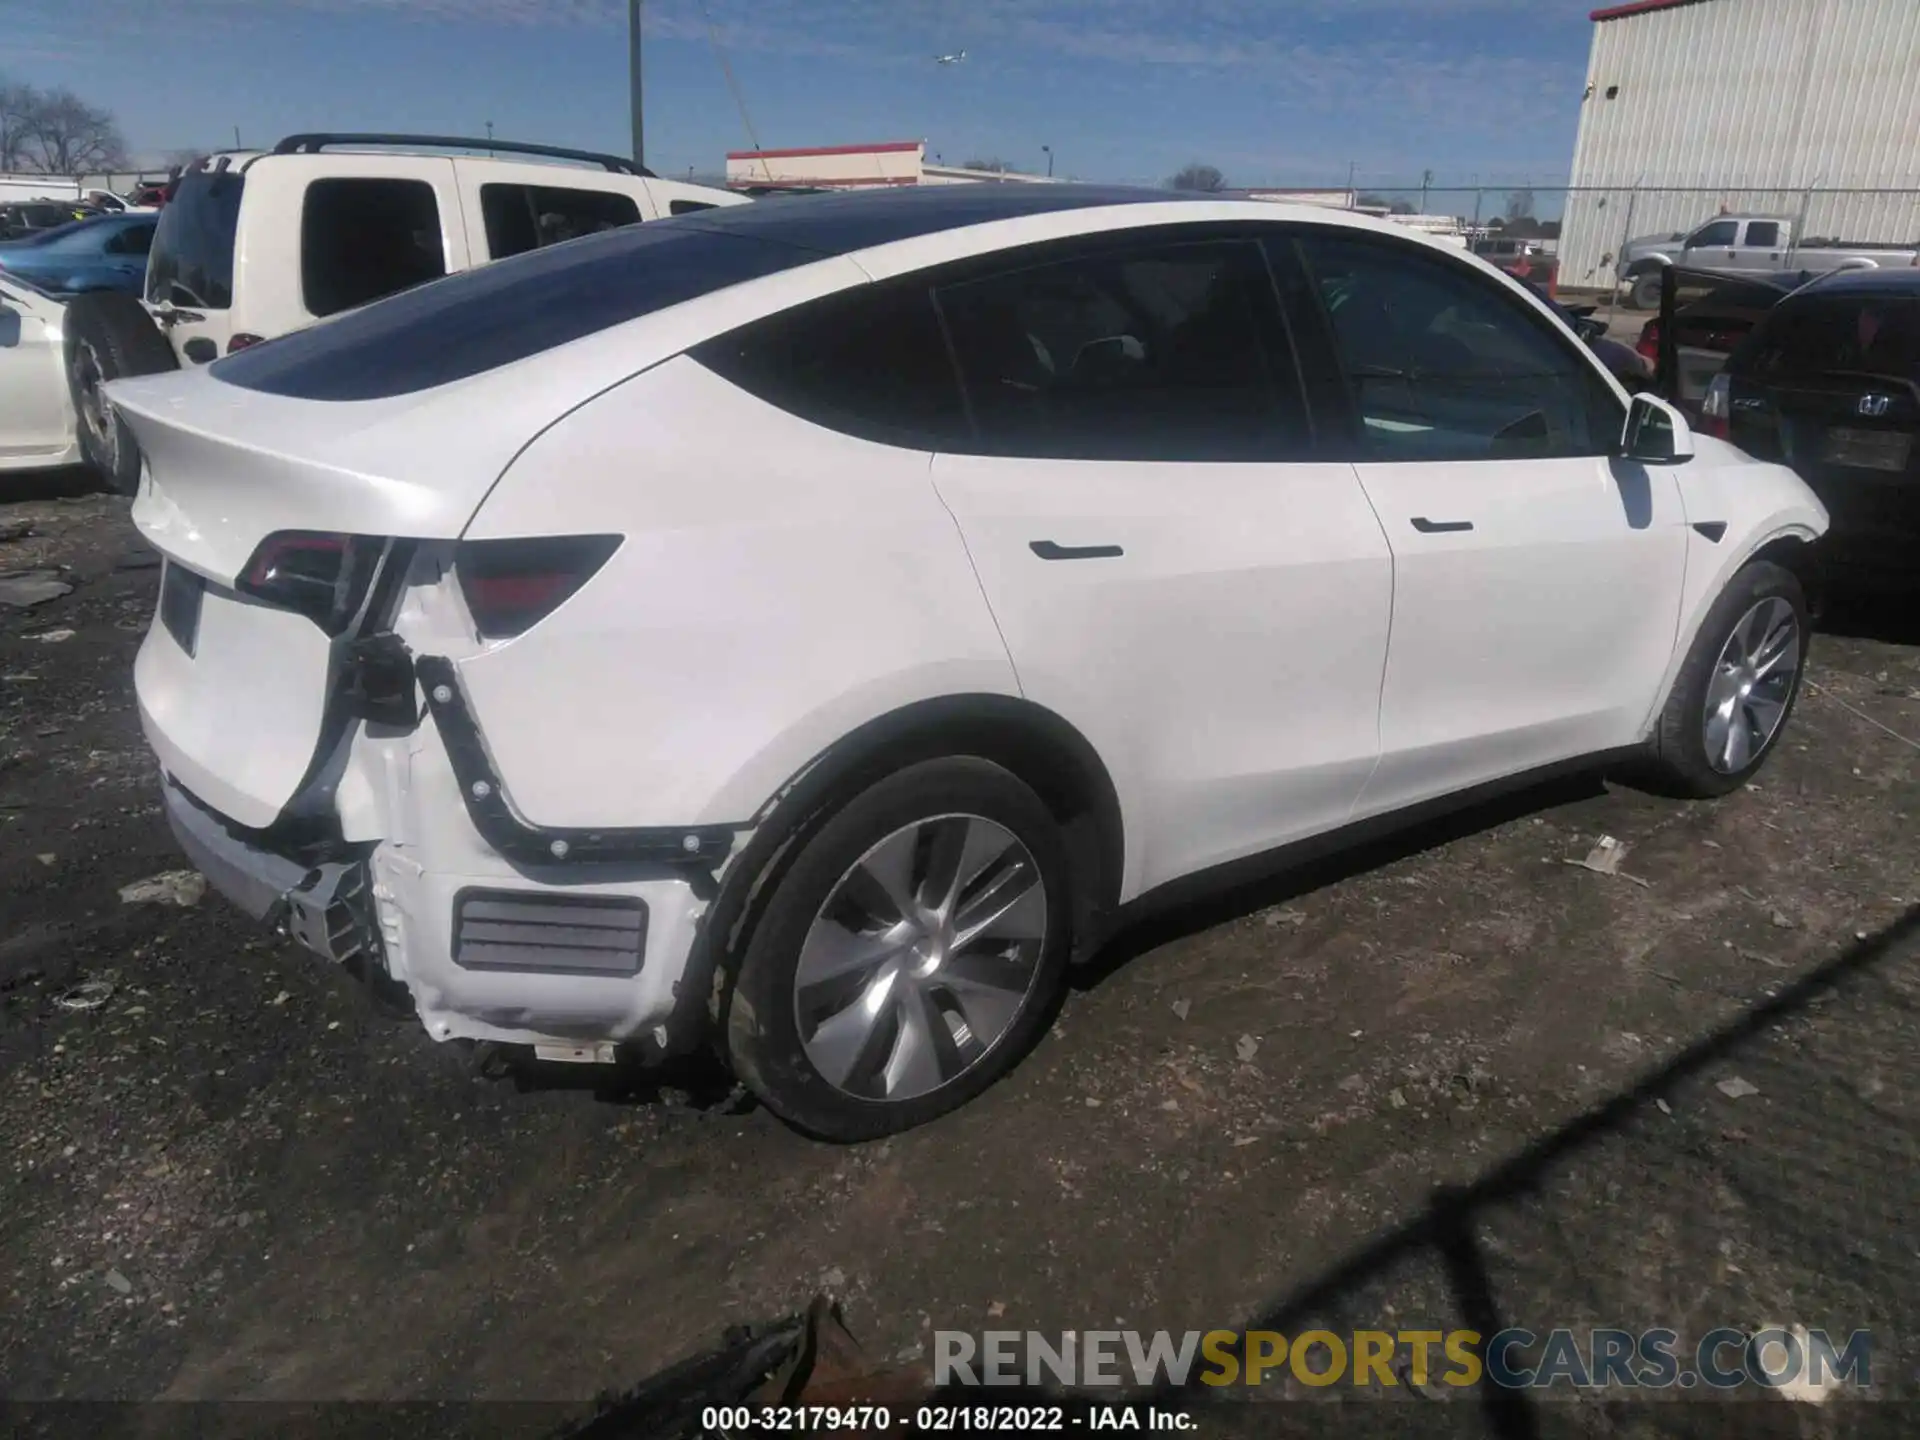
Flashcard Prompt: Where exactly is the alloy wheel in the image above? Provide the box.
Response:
[794,813,1048,1103]
[1702,596,1800,774]
[70,340,117,469]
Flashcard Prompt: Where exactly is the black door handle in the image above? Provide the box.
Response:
[1410,517,1474,534]
[1030,540,1125,561]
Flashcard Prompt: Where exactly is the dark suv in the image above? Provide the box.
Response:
[1720,269,1920,591]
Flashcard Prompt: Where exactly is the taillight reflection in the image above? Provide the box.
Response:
[454,535,622,640]
[236,531,379,634]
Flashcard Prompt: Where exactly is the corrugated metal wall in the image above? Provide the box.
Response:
[1560,0,1920,286]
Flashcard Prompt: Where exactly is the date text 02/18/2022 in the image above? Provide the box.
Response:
[697,1405,1196,1431]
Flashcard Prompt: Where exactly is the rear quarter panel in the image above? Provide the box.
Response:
[454,355,1021,829]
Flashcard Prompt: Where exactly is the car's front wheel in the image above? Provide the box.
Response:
[1643,560,1808,798]
[725,757,1073,1141]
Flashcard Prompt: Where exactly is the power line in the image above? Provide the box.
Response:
[694,0,767,180]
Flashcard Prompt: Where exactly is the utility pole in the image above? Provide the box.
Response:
[1421,167,1433,215]
[485,120,494,156]
[1346,160,1357,208]
[628,0,645,169]
[1042,144,1053,178]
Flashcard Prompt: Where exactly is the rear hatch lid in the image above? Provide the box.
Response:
[1727,291,1919,492]
[111,361,593,828]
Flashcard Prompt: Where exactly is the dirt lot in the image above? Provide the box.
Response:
[2,489,1917,1433]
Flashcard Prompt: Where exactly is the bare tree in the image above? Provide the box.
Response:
[0,79,39,172]
[25,89,127,173]
[1167,162,1225,193]
[1505,186,1537,222]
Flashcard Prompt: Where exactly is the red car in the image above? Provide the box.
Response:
[1472,237,1559,299]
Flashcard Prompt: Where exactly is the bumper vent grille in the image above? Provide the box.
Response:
[452,890,648,976]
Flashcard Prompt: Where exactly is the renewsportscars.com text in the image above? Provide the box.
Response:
[934,1327,1872,1391]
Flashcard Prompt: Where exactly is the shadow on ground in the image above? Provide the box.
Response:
[570,906,1919,1438]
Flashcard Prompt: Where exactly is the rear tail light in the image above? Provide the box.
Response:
[453,535,622,640]
[236,531,387,635]
[1700,372,1732,439]
[227,332,265,353]
[1636,320,1661,363]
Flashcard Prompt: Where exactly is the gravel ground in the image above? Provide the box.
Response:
[2,490,1916,1436]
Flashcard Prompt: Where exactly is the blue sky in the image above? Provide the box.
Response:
[7,0,1596,191]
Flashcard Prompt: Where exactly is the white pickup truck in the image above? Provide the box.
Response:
[1617,212,1920,309]
[2,133,745,487]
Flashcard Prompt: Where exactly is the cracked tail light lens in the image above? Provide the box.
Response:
[237,531,385,634]
[454,535,622,640]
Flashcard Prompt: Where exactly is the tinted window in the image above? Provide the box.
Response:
[1689,220,1739,248]
[213,222,820,401]
[1744,221,1781,249]
[105,221,154,256]
[1297,232,1619,462]
[693,282,968,449]
[480,183,640,260]
[935,238,1306,461]
[147,167,244,308]
[670,199,719,216]
[1740,294,1920,381]
[301,178,447,318]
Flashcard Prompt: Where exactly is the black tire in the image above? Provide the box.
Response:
[1641,560,1808,799]
[725,757,1073,1142]
[64,291,177,495]
[1626,270,1664,311]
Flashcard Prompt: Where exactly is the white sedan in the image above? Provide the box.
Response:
[0,274,82,473]
[106,188,1827,1139]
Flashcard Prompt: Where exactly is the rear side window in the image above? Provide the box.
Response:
[1741,294,1920,380]
[105,222,154,257]
[147,168,244,307]
[301,178,447,318]
[213,222,821,401]
[1296,231,1620,462]
[692,282,969,449]
[480,183,640,260]
[1744,221,1781,249]
[935,238,1308,461]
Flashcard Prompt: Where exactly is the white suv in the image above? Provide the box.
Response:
[108,187,1827,1140]
[57,133,744,490]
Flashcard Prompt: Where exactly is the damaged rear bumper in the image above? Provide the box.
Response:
[161,775,379,969]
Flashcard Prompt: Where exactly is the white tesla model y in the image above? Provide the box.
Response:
[110,187,1827,1139]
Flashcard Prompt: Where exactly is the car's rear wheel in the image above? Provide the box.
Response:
[725,757,1072,1141]
[63,291,177,495]
[1642,560,1808,798]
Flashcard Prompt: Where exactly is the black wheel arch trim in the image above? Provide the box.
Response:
[414,655,740,870]
[664,691,1129,1060]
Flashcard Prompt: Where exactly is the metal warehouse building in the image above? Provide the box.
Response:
[1558,0,1920,289]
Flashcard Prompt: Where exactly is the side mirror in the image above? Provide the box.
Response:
[1621,393,1695,465]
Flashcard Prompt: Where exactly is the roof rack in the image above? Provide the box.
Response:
[271,133,656,178]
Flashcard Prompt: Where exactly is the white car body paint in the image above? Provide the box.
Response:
[457,355,1023,830]
[1640,434,1828,734]
[113,192,1830,1056]
[0,279,81,471]
[931,450,1391,900]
